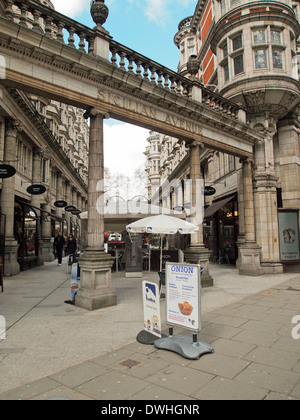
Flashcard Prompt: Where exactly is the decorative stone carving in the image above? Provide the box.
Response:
[90,0,109,27]
[187,55,200,78]
[243,90,266,108]
[243,89,300,118]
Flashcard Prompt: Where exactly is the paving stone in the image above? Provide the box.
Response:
[0,378,60,400]
[209,315,249,328]
[235,363,300,395]
[229,306,269,321]
[91,348,135,366]
[31,385,93,400]
[241,320,281,334]
[130,384,195,400]
[244,347,300,371]
[272,336,300,353]
[115,354,172,380]
[232,329,279,347]
[200,323,241,340]
[192,377,267,400]
[146,364,214,396]
[49,361,108,388]
[74,370,147,400]
[290,379,300,399]
[264,391,298,401]
[190,353,251,379]
[210,338,256,359]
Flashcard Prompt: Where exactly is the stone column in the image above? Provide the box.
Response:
[75,109,116,311]
[41,159,54,262]
[251,116,282,274]
[236,164,245,269]
[238,159,264,276]
[184,141,213,287]
[31,148,43,266]
[55,172,64,220]
[76,192,82,246]
[1,119,21,276]
[65,181,72,236]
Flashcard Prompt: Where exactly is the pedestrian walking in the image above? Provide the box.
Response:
[67,234,78,266]
[67,234,77,255]
[54,232,65,266]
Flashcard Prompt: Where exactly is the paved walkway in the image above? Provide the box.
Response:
[0,259,299,400]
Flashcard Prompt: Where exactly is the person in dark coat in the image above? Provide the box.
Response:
[54,232,65,266]
[67,234,77,255]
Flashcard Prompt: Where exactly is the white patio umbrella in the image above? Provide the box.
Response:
[126,214,199,272]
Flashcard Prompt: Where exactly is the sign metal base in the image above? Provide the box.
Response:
[154,333,214,360]
[136,330,166,345]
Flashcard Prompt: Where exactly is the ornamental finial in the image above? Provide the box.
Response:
[90,0,109,28]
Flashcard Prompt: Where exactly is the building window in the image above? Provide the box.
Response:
[272,49,283,69]
[254,49,268,69]
[253,30,266,45]
[231,0,240,5]
[188,46,195,57]
[223,43,228,59]
[224,60,230,81]
[251,26,285,72]
[271,30,282,45]
[180,42,186,64]
[232,34,242,51]
[234,54,244,75]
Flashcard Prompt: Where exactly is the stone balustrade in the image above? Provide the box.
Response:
[202,89,240,120]
[109,40,192,96]
[109,40,242,120]
[1,0,244,122]
[3,0,96,53]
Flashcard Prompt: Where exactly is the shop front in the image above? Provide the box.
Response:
[14,201,39,271]
[204,194,239,264]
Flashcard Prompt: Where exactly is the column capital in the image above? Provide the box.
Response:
[84,107,110,120]
[5,118,22,135]
[32,147,43,158]
[186,140,204,150]
[239,157,254,165]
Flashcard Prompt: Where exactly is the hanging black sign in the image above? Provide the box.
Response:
[54,200,68,208]
[27,184,46,195]
[65,205,77,212]
[0,164,16,179]
[71,210,81,215]
[204,186,216,196]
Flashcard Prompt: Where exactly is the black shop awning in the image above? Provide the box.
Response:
[204,195,235,219]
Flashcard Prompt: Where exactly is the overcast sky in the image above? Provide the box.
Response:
[51,0,196,184]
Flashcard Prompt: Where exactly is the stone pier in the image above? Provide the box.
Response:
[75,110,117,311]
[238,158,264,276]
[184,141,213,287]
